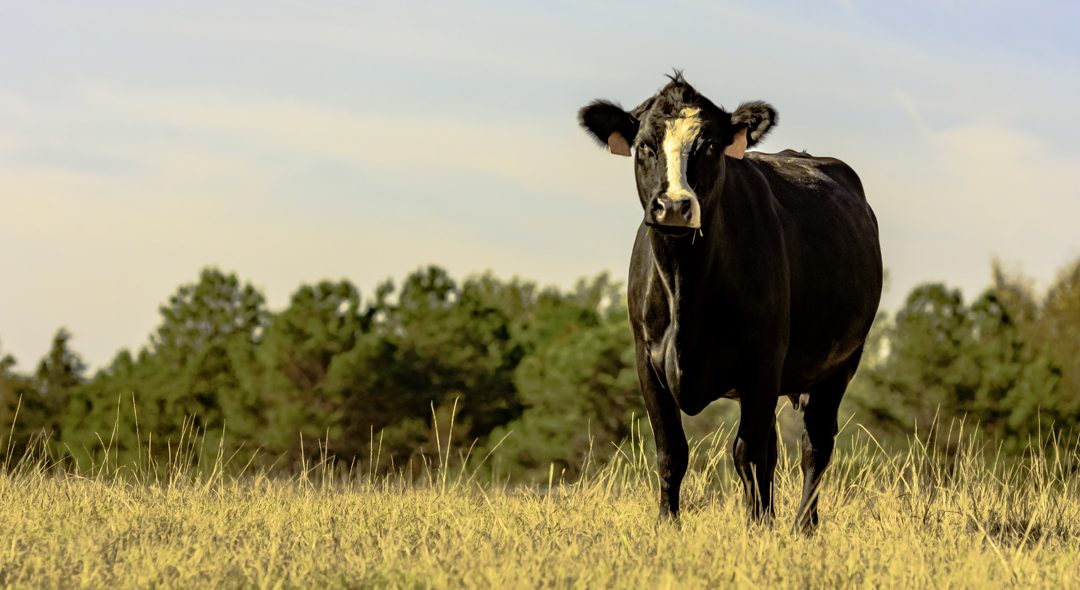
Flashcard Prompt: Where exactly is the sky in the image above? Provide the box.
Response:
[2,1,1079,370]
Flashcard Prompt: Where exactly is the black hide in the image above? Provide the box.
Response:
[578,74,882,530]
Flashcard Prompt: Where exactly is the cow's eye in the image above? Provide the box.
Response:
[636,144,654,159]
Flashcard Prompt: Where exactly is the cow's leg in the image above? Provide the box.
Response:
[794,347,862,533]
[639,363,688,521]
[733,387,778,522]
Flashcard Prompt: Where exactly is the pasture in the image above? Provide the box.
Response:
[1,424,1077,589]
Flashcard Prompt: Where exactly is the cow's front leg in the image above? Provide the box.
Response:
[733,386,779,523]
[638,358,688,521]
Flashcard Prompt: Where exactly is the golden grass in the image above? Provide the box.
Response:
[1,422,1077,589]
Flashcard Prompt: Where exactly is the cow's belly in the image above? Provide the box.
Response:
[780,292,878,391]
[779,337,863,393]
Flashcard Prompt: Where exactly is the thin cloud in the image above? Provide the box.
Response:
[2,2,1079,369]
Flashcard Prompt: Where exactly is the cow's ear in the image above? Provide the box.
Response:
[723,128,749,159]
[578,100,639,157]
[731,101,777,149]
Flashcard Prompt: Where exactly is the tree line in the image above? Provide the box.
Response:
[2,259,1078,479]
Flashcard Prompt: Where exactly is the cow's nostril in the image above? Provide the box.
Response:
[652,199,667,220]
[677,200,692,217]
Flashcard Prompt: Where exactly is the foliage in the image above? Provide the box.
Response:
[479,274,642,480]
[59,269,269,471]
[850,267,1074,452]
[3,257,1080,476]
[0,330,86,461]
[1025,260,1080,421]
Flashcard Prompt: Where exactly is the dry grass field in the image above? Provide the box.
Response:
[1,423,1078,589]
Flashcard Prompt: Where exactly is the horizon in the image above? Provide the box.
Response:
[3,1,1079,370]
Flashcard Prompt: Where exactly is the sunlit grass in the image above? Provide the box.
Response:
[1,417,1077,589]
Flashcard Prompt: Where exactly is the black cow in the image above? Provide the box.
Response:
[578,73,882,531]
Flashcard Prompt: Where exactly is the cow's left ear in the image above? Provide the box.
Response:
[723,128,749,159]
[578,100,639,157]
[731,101,777,149]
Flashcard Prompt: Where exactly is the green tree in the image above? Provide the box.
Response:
[0,331,87,462]
[859,282,1061,451]
[335,266,524,467]
[254,280,367,463]
[62,269,268,470]
[0,345,39,463]
[34,329,87,444]
[152,268,268,366]
[479,274,642,481]
[1032,260,1080,422]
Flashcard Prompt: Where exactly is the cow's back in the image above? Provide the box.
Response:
[745,150,883,391]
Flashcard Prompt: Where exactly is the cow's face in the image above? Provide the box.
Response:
[578,74,776,233]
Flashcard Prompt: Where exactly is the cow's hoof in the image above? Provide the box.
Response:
[656,508,680,527]
[793,513,820,536]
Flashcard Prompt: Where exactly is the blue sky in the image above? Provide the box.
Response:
[2,1,1079,369]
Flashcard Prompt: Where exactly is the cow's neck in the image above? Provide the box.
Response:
[649,158,759,331]
[648,229,711,356]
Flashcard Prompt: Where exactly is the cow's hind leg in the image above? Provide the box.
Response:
[794,347,862,533]
[733,388,779,523]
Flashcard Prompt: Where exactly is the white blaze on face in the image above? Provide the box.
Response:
[662,106,703,202]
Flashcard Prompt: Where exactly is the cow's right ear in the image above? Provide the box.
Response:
[578,100,639,157]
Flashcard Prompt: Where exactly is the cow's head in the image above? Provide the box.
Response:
[578,73,776,233]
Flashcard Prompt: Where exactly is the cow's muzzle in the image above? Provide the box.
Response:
[646,196,701,231]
